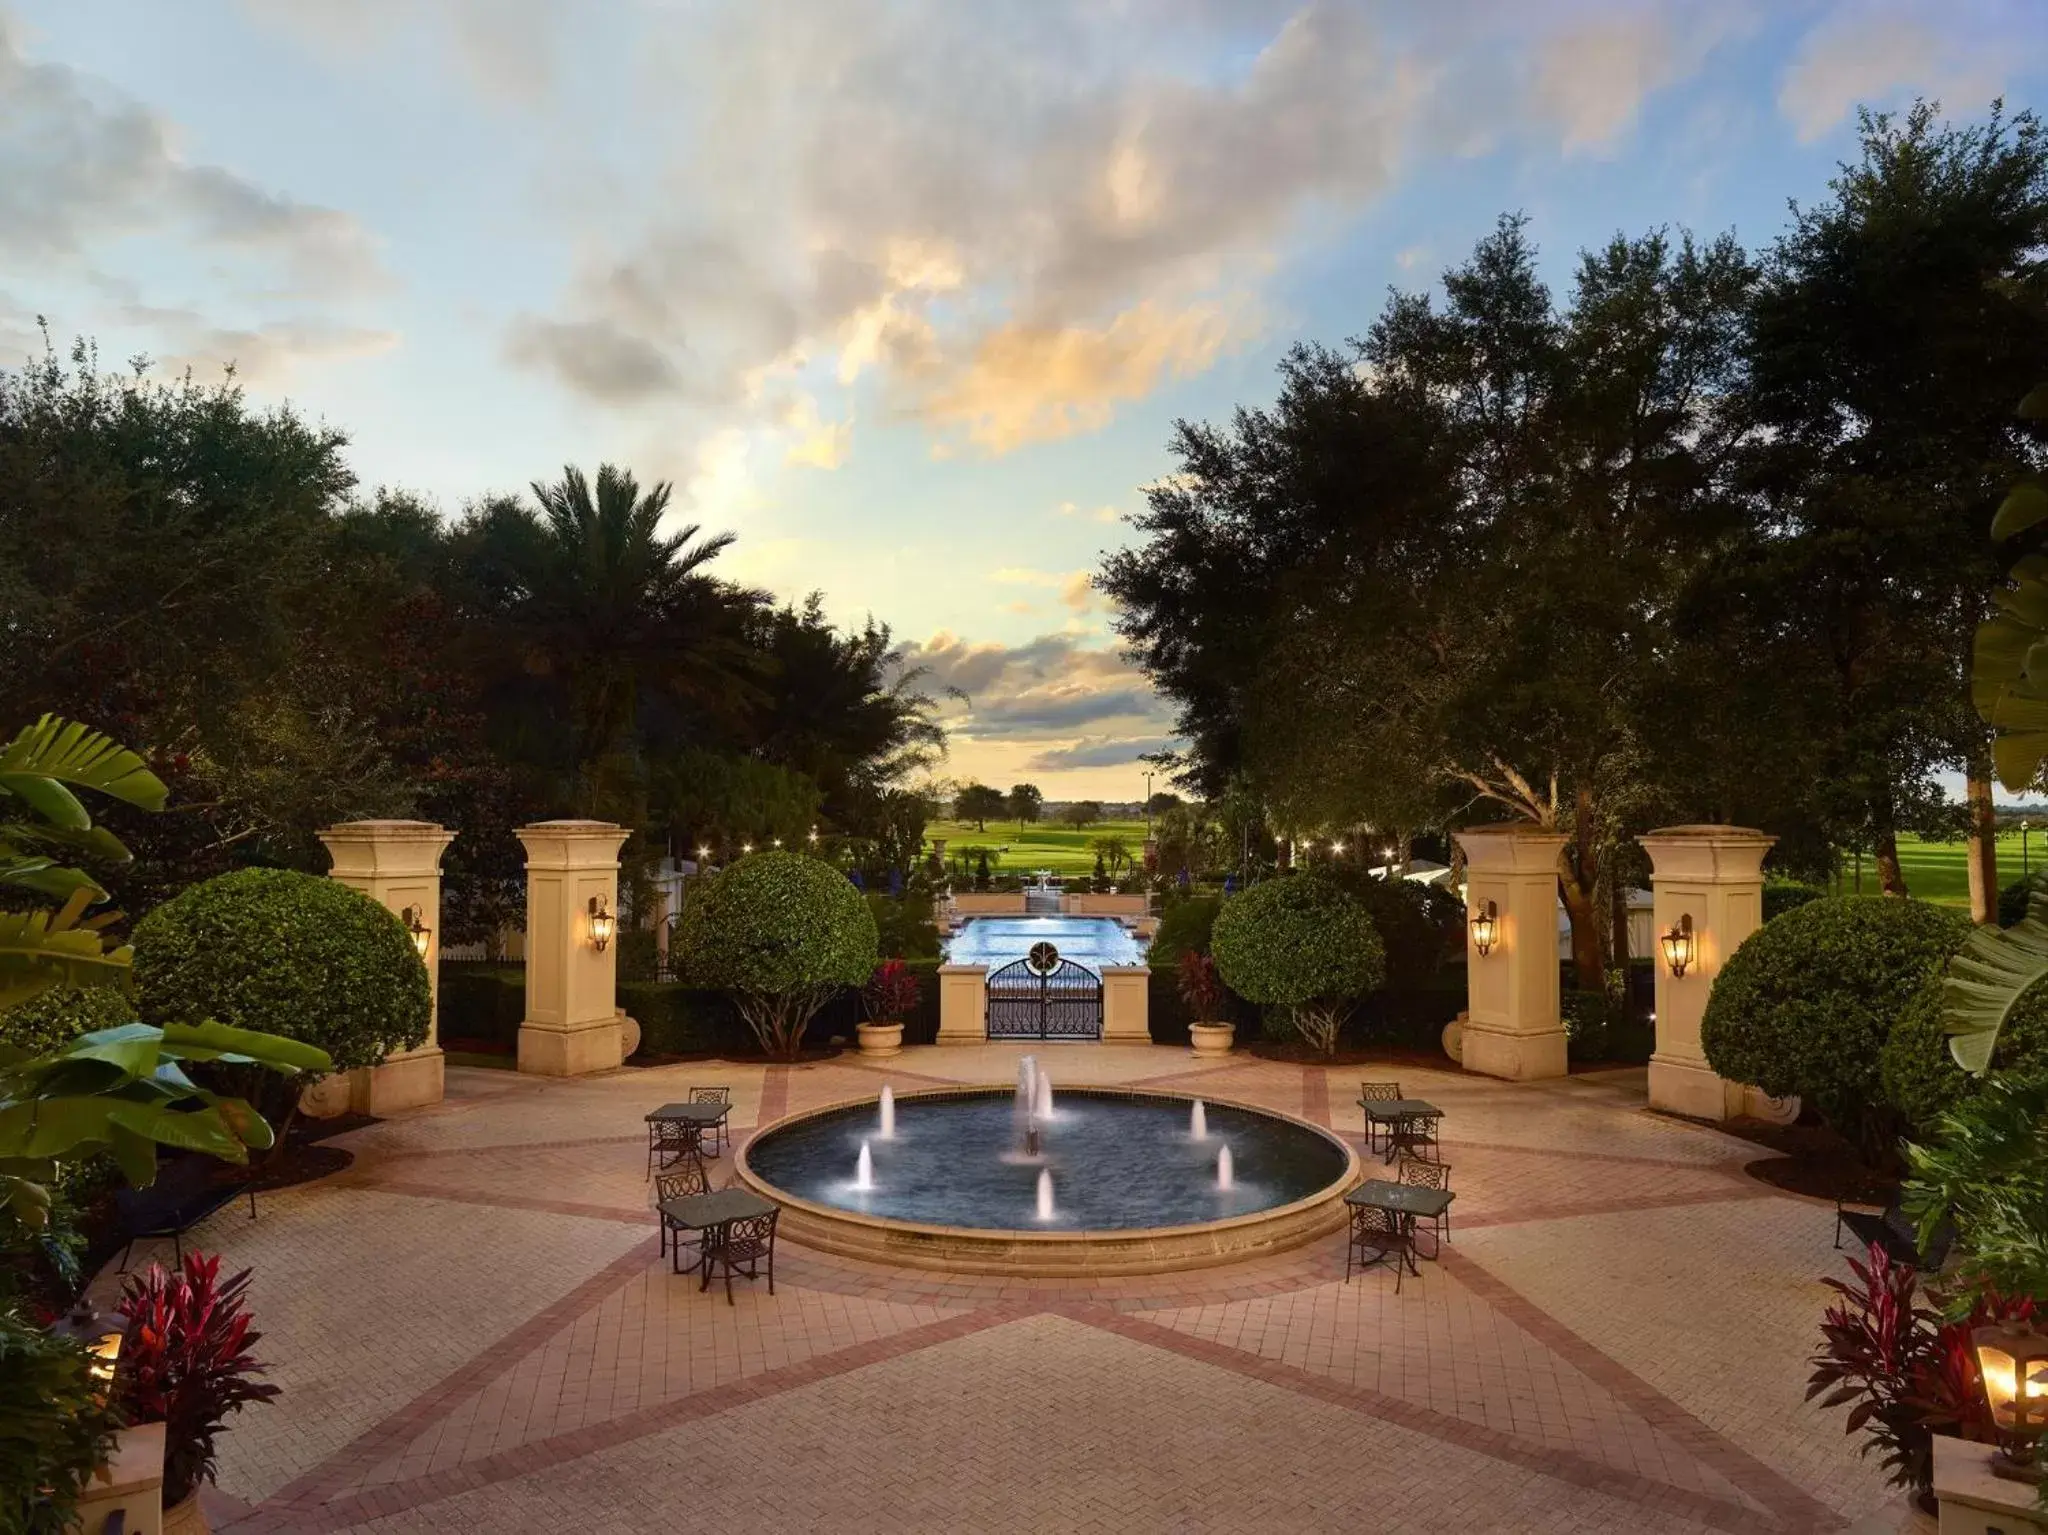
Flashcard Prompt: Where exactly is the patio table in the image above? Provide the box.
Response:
[645,1102,732,1174]
[656,1187,776,1282]
[1346,1179,1454,1275]
[1357,1098,1443,1165]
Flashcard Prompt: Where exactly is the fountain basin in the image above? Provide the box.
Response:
[736,1086,1360,1276]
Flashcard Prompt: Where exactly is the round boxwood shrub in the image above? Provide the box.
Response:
[1880,976,2048,1136]
[1763,878,1826,922]
[0,984,138,1057]
[675,851,878,1059]
[1700,895,1970,1155]
[1211,873,1385,1055]
[132,868,430,1103]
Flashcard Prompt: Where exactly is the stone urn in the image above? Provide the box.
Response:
[163,1489,210,1534]
[857,1021,905,1057]
[1188,1020,1235,1057]
[1441,1013,1465,1065]
[616,1009,642,1060]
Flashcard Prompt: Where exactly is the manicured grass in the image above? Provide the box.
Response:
[1889,832,2044,908]
[927,817,1151,876]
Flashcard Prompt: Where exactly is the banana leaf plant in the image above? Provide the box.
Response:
[0,1021,331,1230]
[1947,381,2048,1074]
[0,715,166,1008]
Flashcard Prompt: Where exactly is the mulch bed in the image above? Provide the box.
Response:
[1719,1117,1898,1205]
[1247,1041,1456,1070]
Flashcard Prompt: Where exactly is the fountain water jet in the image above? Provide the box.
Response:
[1035,1071,1054,1121]
[1015,1056,1038,1117]
[1036,1167,1055,1222]
[1190,1100,1207,1140]
[878,1086,895,1140]
[854,1140,874,1191]
[1216,1145,1234,1191]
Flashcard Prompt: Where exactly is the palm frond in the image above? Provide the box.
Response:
[0,715,167,813]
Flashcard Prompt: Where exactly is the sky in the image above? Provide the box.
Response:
[4,1,2045,803]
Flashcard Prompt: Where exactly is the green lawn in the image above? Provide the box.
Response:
[927,817,1151,876]
[1889,832,2045,908]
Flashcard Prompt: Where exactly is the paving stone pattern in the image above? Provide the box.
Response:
[95,1049,1896,1533]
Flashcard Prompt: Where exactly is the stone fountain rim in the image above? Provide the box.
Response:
[735,1083,1363,1277]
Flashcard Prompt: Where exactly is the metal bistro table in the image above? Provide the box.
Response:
[657,1187,776,1282]
[1358,1097,1443,1166]
[1346,1179,1455,1276]
[645,1101,732,1175]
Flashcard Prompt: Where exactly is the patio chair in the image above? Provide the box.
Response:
[646,1117,705,1178]
[690,1085,733,1157]
[1397,1156,1451,1255]
[1345,1204,1413,1292]
[703,1208,779,1305]
[655,1164,713,1266]
[1835,1192,1953,1270]
[1359,1081,1402,1156]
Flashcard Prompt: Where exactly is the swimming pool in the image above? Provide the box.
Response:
[945,915,1148,972]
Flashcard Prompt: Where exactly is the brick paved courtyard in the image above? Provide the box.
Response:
[99,1046,1911,1533]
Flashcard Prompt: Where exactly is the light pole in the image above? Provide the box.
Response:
[1144,770,1155,838]
[2025,819,2032,880]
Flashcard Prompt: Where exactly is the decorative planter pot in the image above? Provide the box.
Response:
[1188,1021,1235,1057]
[857,1021,905,1057]
[164,1489,211,1534]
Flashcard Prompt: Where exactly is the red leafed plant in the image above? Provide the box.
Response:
[1807,1242,2036,1501]
[114,1252,282,1507]
[1177,951,1225,1024]
[863,959,921,1021]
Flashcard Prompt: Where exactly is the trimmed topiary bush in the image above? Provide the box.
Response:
[132,868,430,1103]
[674,851,878,1059]
[1700,895,1970,1156]
[1211,874,1384,1055]
[1763,878,1827,922]
[0,984,137,1058]
[1880,976,2048,1136]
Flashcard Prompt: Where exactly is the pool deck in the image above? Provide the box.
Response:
[106,1043,1906,1534]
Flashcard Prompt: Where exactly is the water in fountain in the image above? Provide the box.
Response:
[1190,1100,1207,1140]
[855,1140,875,1191]
[1035,1070,1054,1120]
[1036,1167,1055,1221]
[878,1085,896,1140]
[1216,1145,1234,1191]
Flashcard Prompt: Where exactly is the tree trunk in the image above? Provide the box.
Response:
[1609,872,1630,965]
[1967,754,1998,925]
[1557,786,1605,992]
[1873,829,1908,896]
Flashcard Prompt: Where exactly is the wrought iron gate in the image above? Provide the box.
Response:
[985,945,1102,1040]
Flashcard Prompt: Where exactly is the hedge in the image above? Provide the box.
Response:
[1880,976,2048,1135]
[0,984,138,1057]
[439,964,527,1051]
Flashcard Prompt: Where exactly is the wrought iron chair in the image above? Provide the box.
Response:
[646,1116,705,1178]
[1359,1081,1402,1156]
[1397,1156,1451,1256]
[702,1208,779,1305]
[1345,1204,1413,1292]
[690,1085,733,1157]
[655,1164,713,1269]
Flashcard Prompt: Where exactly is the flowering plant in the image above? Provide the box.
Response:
[862,959,921,1022]
[115,1252,280,1507]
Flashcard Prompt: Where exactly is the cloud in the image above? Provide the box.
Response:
[238,0,562,101]
[1056,500,1122,524]
[1778,6,2021,142]
[118,306,399,386]
[0,15,385,297]
[782,394,852,469]
[1059,572,1096,614]
[1527,7,1748,157]
[901,629,1172,741]
[1026,735,1179,771]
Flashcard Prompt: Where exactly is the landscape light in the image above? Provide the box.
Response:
[50,1302,125,1386]
[1973,1320,2048,1481]
[1660,914,1695,978]
[1469,899,1499,957]
[587,894,615,952]
[1331,841,1345,854]
[400,905,431,960]
[698,845,710,862]
[742,842,754,854]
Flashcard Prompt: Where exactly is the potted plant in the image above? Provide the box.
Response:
[859,960,920,1057]
[114,1253,281,1534]
[1180,951,1234,1056]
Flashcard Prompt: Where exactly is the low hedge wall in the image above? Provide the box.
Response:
[439,963,526,1051]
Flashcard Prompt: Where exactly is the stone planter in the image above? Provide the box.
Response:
[1188,1021,1235,1057]
[857,1021,905,1057]
[164,1488,211,1534]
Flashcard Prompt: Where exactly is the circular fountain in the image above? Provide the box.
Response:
[737,1068,1359,1275]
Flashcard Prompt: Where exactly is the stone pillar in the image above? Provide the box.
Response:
[516,819,630,1076]
[936,963,986,1044]
[318,818,455,1115]
[1100,965,1150,1042]
[1454,825,1571,1081]
[1636,825,1774,1121]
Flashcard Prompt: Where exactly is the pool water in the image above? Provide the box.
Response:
[945,915,1147,972]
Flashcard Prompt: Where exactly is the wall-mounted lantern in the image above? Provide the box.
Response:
[400,905,431,961]
[587,894,615,953]
[1661,913,1696,977]
[1470,899,1499,957]
[1974,1320,2048,1482]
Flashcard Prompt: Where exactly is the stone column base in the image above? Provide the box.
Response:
[1647,1053,1744,1121]
[348,1048,446,1115]
[1100,967,1150,1042]
[1460,1021,1568,1081]
[518,1019,624,1076]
